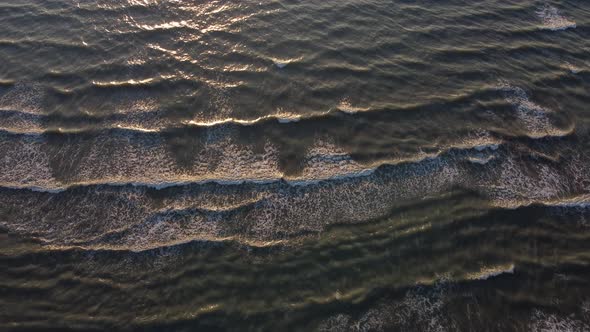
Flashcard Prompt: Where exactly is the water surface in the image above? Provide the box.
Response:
[1,0,590,331]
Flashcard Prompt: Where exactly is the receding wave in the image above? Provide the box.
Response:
[1,134,589,251]
[0,131,503,192]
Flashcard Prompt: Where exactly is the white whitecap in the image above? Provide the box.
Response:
[270,56,302,69]
[536,4,576,31]
[470,264,515,280]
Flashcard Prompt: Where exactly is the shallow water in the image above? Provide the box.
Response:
[1,0,590,331]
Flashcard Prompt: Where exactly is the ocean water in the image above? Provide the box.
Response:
[1,0,590,331]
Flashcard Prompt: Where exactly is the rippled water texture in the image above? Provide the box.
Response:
[1,0,590,331]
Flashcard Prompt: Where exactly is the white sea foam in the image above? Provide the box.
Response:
[185,113,303,127]
[1,137,588,251]
[563,62,583,74]
[536,4,576,31]
[484,154,572,208]
[0,135,54,191]
[318,278,454,332]
[0,78,588,250]
[498,83,572,138]
[530,309,589,332]
[0,82,46,114]
[468,264,515,280]
[337,99,370,114]
[299,136,372,181]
